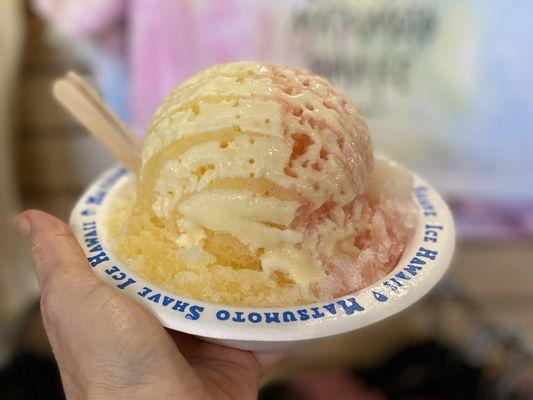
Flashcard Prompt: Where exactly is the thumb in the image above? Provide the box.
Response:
[14,210,110,343]
[15,210,113,398]
[15,209,100,294]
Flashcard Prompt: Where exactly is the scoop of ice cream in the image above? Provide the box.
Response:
[138,62,373,283]
[109,62,415,306]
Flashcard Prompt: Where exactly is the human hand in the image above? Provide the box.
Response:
[16,210,281,400]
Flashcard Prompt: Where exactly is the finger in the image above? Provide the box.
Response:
[169,329,285,374]
[252,351,286,372]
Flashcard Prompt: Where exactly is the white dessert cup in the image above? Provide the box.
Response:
[70,163,455,351]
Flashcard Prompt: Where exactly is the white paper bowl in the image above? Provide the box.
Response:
[70,164,455,351]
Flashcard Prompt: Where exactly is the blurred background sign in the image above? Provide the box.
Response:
[35,0,533,238]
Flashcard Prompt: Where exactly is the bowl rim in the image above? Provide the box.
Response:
[70,163,455,343]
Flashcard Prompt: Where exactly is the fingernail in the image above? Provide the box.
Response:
[15,216,32,239]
